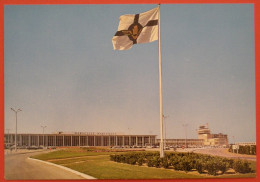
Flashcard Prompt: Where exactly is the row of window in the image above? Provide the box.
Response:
[4,134,156,147]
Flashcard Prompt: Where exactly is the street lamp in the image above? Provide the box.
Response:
[11,108,22,152]
[41,126,47,147]
[6,129,10,148]
[182,123,188,148]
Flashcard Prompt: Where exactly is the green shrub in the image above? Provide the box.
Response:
[194,160,204,174]
[222,158,234,169]
[233,160,252,173]
[252,145,256,155]
[110,154,115,161]
[137,158,144,166]
[180,156,193,172]
[153,156,161,168]
[218,160,228,174]
[169,155,182,171]
[147,157,154,167]
[205,160,218,176]
[119,155,125,163]
[124,155,131,164]
[128,158,137,165]
[145,156,161,168]
[162,158,169,169]
[114,155,119,162]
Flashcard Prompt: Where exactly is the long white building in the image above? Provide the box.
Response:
[4,132,156,148]
[4,124,229,148]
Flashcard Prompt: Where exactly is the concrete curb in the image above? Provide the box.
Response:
[28,157,97,179]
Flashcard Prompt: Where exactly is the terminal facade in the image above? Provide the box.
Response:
[4,132,156,148]
[156,138,204,148]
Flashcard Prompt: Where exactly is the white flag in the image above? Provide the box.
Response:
[112,7,159,50]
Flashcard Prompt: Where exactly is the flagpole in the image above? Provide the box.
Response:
[158,4,164,158]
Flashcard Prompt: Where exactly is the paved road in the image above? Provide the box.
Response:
[189,148,256,161]
[4,150,85,180]
[147,147,256,161]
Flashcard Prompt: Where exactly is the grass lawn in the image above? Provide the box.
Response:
[62,155,201,179]
[31,148,256,179]
[32,148,113,160]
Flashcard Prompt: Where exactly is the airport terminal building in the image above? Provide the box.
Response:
[4,132,157,148]
[4,124,229,148]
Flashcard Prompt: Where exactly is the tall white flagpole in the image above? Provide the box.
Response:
[158,4,164,158]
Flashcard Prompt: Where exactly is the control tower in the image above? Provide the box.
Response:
[197,123,228,146]
[197,123,211,141]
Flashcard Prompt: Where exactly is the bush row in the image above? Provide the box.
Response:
[229,145,256,155]
[110,152,252,176]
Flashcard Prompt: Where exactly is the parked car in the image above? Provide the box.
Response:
[47,146,56,150]
[27,146,39,150]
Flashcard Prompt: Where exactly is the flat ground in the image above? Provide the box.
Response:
[192,148,256,161]
[163,147,256,161]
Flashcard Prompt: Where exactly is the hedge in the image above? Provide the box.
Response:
[229,145,256,155]
[110,151,252,176]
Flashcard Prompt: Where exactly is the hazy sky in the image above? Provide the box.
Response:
[4,4,255,142]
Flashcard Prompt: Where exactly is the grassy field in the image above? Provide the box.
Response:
[31,148,256,179]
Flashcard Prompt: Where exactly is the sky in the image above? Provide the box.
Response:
[4,4,255,142]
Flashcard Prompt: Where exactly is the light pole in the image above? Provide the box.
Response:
[11,108,22,152]
[41,126,47,147]
[6,129,10,148]
[182,123,188,148]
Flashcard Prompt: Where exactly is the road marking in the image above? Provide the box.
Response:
[28,157,97,179]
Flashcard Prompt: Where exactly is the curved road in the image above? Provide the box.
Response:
[4,150,84,180]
